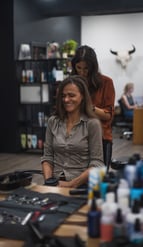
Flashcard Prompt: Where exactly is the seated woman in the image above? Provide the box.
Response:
[120,82,138,120]
[41,75,104,188]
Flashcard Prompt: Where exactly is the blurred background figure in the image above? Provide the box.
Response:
[120,82,138,120]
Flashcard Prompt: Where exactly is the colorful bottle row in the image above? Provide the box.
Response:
[20,133,43,150]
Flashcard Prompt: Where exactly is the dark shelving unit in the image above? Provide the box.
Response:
[16,58,70,153]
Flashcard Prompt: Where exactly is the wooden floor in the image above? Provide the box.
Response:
[0,127,143,185]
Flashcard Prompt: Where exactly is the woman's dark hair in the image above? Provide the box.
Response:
[71,45,102,93]
[55,75,95,120]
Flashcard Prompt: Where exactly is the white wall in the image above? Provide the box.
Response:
[81,13,143,105]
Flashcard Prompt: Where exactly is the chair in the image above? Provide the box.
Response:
[114,99,133,140]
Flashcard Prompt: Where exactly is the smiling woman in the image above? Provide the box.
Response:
[41,75,104,188]
[62,83,83,116]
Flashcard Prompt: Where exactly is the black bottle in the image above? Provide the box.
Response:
[88,192,101,238]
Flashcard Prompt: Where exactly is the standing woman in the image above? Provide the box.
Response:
[71,45,115,169]
[41,75,104,188]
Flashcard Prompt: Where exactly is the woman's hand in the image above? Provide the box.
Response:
[58,180,73,188]
[134,104,138,109]
[58,169,89,188]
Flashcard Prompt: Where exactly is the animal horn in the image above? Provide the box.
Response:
[128,45,136,54]
[110,49,117,55]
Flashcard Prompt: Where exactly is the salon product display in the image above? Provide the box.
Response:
[87,153,143,245]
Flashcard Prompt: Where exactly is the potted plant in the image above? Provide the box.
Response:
[61,39,78,58]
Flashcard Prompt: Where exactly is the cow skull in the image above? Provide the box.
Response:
[110,45,136,68]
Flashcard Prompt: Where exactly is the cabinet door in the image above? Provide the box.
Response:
[20,84,49,103]
[19,104,49,152]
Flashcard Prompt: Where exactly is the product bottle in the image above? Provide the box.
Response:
[139,193,143,214]
[123,156,137,188]
[133,153,141,170]
[100,208,114,242]
[134,153,143,186]
[139,194,143,232]
[113,208,127,238]
[101,192,118,215]
[106,182,118,203]
[29,70,34,83]
[22,70,26,83]
[88,193,101,238]
[126,199,141,237]
[99,174,109,201]
[130,179,143,206]
[100,171,118,201]
[130,218,143,244]
[100,192,118,242]
[117,179,130,210]
[52,67,57,81]
[88,167,100,206]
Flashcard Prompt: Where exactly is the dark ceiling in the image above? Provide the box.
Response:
[30,0,143,17]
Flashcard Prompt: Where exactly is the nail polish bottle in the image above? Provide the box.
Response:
[113,208,127,238]
[130,218,143,244]
[126,199,141,237]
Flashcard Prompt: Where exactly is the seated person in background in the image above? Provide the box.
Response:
[120,82,138,120]
[41,75,104,188]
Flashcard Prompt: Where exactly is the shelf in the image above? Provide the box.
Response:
[20,82,48,86]
[19,122,46,129]
[17,58,65,153]
[21,148,43,154]
[15,58,71,62]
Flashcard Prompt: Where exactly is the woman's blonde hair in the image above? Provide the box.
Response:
[123,83,134,94]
